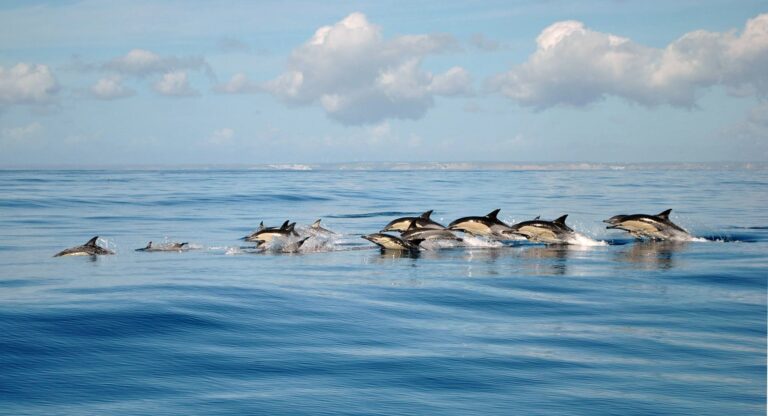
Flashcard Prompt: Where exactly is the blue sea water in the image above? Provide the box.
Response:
[0,166,766,415]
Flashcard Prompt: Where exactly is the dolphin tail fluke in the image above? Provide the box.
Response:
[657,209,672,220]
[296,237,310,249]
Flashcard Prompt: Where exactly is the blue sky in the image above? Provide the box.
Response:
[0,0,766,166]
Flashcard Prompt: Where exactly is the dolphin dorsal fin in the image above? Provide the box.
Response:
[420,210,433,219]
[287,222,296,232]
[656,209,672,220]
[85,236,99,247]
[280,220,289,230]
[554,215,568,225]
[312,219,321,228]
[179,242,188,248]
[486,209,501,220]
[534,215,540,220]
[145,241,152,249]
[258,221,264,230]
[406,219,419,230]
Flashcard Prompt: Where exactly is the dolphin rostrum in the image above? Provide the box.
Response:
[54,236,115,257]
[135,241,189,252]
[362,233,421,251]
[381,210,446,232]
[507,215,576,244]
[447,209,514,238]
[604,209,690,240]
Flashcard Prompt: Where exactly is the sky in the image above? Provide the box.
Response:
[0,0,766,166]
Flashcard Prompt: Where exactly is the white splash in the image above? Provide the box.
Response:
[100,237,118,254]
[459,235,505,248]
[224,246,244,255]
[564,233,609,247]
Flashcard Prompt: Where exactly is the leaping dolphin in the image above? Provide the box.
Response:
[135,241,189,252]
[507,215,576,244]
[362,233,421,251]
[400,220,461,243]
[54,236,115,257]
[448,209,514,238]
[381,210,446,232]
[244,220,299,244]
[604,209,690,240]
[310,219,337,235]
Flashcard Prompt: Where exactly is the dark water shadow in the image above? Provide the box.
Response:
[513,245,571,276]
[614,240,689,270]
[699,233,762,243]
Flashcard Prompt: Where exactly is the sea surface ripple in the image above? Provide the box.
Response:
[0,167,766,415]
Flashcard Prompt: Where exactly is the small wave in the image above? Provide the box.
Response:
[696,234,761,243]
[327,211,414,219]
[266,164,313,171]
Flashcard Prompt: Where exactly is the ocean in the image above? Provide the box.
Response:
[0,165,766,415]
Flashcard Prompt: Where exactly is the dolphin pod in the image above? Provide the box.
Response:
[54,209,692,256]
[368,208,690,251]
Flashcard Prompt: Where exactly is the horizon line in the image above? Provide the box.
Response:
[1,161,766,171]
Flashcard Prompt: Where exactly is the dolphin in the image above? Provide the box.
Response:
[54,236,114,257]
[381,210,446,232]
[135,241,189,252]
[507,215,576,244]
[400,220,461,243]
[310,219,337,235]
[604,209,690,240]
[244,220,299,243]
[362,233,421,251]
[447,209,514,238]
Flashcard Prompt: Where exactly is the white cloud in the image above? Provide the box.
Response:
[1,122,42,144]
[215,73,262,94]
[209,127,235,144]
[153,71,198,96]
[263,12,470,125]
[0,63,58,107]
[90,75,133,100]
[490,13,768,108]
[104,49,209,77]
